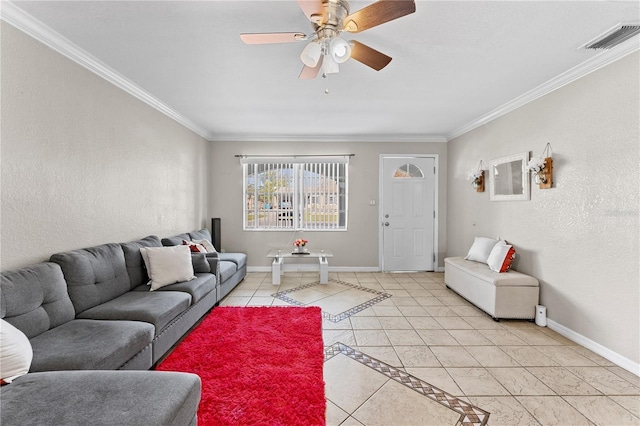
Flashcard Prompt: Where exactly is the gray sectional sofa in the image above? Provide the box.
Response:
[161,228,247,302]
[0,228,246,425]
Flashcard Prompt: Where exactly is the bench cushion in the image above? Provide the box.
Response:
[445,256,539,319]
[445,257,538,287]
[30,319,154,372]
[1,370,200,426]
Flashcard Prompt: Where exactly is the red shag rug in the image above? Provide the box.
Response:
[157,306,325,426]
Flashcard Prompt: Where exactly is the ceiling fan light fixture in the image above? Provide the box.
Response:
[300,41,322,67]
[330,37,352,63]
[322,54,340,74]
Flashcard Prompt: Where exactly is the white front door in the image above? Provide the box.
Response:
[381,156,436,271]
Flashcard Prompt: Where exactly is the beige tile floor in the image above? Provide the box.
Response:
[221,271,640,426]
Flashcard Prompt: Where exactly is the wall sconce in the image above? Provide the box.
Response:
[526,143,553,189]
[467,160,485,192]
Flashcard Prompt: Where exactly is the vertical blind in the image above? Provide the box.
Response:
[241,156,349,230]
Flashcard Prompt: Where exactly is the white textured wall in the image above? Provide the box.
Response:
[447,53,639,367]
[209,141,447,269]
[1,23,210,270]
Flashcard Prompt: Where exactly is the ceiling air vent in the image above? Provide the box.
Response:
[585,24,640,50]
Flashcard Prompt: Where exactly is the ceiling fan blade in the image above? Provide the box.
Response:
[343,0,416,33]
[299,56,324,79]
[297,0,326,23]
[349,40,392,71]
[240,32,306,44]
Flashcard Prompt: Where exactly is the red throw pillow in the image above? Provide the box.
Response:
[487,242,516,273]
[182,240,206,253]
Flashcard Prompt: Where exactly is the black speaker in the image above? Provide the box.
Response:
[211,218,222,251]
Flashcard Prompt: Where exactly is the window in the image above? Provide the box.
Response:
[242,157,348,230]
[393,163,424,179]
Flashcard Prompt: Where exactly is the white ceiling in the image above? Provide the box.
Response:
[4,1,640,141]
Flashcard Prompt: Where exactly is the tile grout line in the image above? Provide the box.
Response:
[324,342,490,426]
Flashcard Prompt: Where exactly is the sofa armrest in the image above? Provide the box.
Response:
[204,252,220,285]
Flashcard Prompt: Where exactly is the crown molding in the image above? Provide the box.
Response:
[1,1,214,141]
[209,133,448,143]
[446,37,640,141]
[4,1,637,145]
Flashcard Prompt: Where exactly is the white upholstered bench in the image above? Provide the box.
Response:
[444,257,539,320]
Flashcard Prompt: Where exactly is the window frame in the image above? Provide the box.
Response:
[241,157,349,231]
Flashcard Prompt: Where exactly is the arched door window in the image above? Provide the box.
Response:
[393,163,424,179]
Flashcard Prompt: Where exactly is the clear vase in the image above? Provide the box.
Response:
[534,173,546,184]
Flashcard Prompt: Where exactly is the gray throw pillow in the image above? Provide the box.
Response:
[190,253,211,273]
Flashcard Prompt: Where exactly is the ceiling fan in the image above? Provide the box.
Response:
[240,0,416,80]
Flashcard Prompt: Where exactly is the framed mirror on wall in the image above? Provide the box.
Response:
[489,152,530,201]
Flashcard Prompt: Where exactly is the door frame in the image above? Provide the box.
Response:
[378,154,440,272]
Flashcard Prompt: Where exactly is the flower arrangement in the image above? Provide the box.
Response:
[467,169,483,188]
[467,170,483,183]
[526,156,546,174]
[293,239,308,247]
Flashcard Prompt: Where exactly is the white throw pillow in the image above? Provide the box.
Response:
[464,236,499,264]
[192,239,217,253]
[0,319,33,383]
[139,246,196,290]
[487,242,517,273]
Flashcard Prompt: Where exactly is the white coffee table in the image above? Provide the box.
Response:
[266,249,333,285]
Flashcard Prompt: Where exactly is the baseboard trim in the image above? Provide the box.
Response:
[547,319,640,377]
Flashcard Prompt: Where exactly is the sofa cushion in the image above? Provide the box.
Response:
[0,370,201,426]
[132,274,215,305]
[0,263,75,338]
[188,228,212,242]
[219,261,238,283]
[50,244,131,315]
[218,252,247,269]
[29,319,154,372]
[75,291,191,335]
[120,235,162,288]
[161,233,191,247]
[0,319,33,383]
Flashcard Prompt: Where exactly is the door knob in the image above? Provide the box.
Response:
[384,222,389,226]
